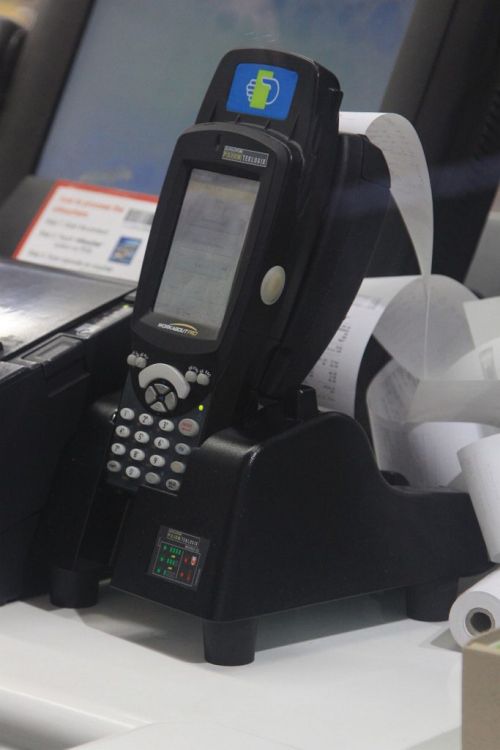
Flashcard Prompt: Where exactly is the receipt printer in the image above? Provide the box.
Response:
[0,257,134,603]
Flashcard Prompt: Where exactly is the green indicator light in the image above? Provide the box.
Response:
[198,404,204,412]
[155,567,161,574]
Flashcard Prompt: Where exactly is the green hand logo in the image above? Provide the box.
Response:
[246,69,280,110]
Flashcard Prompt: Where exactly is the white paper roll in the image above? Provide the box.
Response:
[458,434,500,562]
[449,568,500,647]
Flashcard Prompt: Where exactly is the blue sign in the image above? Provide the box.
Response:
[226,63,298,120]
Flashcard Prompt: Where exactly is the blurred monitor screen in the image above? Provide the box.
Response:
[36,0,416,195]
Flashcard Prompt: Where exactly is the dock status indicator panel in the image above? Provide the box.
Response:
[149,526,209,589]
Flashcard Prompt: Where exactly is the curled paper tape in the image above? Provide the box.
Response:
[449,568,500,647]
[307,111,500,500]
[339,112,433,278]
[306,112,436,417]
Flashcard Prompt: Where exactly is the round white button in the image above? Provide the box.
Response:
[134,430,150,444]
[159,419,175,432]
[125,465,141,479]
[111,442,126,455]
[175,443,191,456]
[115,425,131,438]
[196,372,210,386]
[138,413,154,426]
[154,436,170,450]
[130,448,146,461]
[126,353,137,367]
[135,356,147,369]
[107,460,121,473]
[260,266,286,305]
[150,454,166,468]
[145,472,161,485]
[185,370,197,383]
[166,478,181,492]
[119,407,135,421]
[170,460,186,474]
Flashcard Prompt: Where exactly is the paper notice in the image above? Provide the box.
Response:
[14,180,157,282]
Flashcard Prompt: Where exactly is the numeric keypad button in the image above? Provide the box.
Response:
[153,437,170,450]
[166,478,181,492]
[125,465,141,479]
[115,425,131,439]
[150,454,166,468]
[170,460,186,474]
[145,472,161,485]
[175,443,191,456]
[107,460,121,473]
[134,430,150,444]
[119,408,135,421]
[159,419,175,432]
[111,442,126,456]
[130,448,146,461]
[138,413,154,426]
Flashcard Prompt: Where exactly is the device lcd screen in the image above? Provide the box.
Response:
[153,169,259,339]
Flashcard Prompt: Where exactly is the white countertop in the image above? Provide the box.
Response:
[0,585,464,750]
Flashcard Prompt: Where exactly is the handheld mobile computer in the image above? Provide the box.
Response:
[106,49,342,494]
[106,49,389,496]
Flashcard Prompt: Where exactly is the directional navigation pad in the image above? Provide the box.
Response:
[144,381,178,413]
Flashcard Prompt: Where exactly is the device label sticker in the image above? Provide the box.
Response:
[226,63,298,120]
[221,145,269,168]
[149,526,209,589]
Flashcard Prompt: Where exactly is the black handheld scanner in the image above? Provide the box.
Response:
[108,49,389,496]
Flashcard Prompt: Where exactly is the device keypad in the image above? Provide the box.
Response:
[107,407,202,494]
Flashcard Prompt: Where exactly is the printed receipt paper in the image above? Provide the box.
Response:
[305,112,500,502]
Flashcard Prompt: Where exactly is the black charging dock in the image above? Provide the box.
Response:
[47,47,491,665]
[50,388,490,666]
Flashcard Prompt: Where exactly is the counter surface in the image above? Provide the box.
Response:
[0,586,463,750]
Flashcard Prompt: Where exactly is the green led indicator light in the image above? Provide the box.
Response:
[198,404,204,412]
